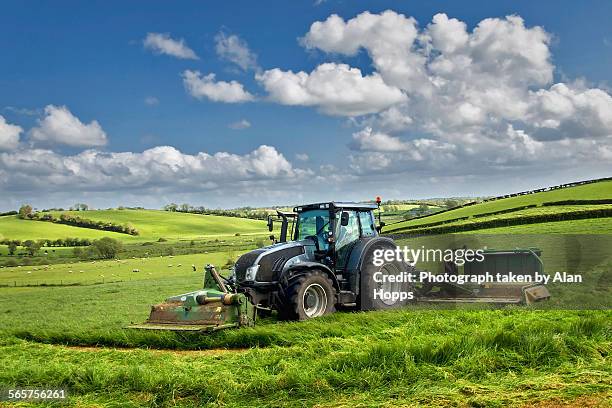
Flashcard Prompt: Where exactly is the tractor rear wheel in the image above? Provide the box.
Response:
[359,241,415,311]
[278,270,336,321]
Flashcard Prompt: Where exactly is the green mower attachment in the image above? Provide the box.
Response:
[127,264,256,332]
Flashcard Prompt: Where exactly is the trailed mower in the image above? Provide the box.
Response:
[129,201,549,332]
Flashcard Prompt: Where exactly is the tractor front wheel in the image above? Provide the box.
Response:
[278,270,336,320]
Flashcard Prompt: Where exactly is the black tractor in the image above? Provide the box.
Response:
[230,201,413,320]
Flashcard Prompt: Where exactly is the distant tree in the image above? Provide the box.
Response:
[164,203,178,212]
[7,241,18,255]
[18,204,33,219]
[91,237,123,259]
[443,199,460,209]
[179,203,191,212]
[416,204,430,216]
[23,240,41,256]
[73,203,89,211]
[73,247,84,258]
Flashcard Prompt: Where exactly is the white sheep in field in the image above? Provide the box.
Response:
[168,264,173,267]
[177,263,182,267]
[132,268,140,273]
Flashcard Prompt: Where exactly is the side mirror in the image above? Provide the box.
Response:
[340,212,349,226]
[267,216,273,232]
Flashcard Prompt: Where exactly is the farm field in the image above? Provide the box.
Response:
[387,180,612,231]
[0,252,235,287]
[0,215,126,241]
[0,277,610,407]
[0,182,610,407]
[463,217,612,234]
[0,209,267,242]
[390,205,612,235]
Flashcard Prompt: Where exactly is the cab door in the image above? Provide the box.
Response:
[334,210,361,271]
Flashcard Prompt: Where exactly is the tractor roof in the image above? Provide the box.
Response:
[293,202,378,212]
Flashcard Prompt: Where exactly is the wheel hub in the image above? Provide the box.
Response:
[302,283,328,318]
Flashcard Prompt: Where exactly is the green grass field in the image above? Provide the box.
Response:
[387,180,612,231]
[1,183,611,406]
[0,252,236,286]
[464,217,612,234]
[391,205,612,235]
[0,209,267,242]
[0,277,609,407]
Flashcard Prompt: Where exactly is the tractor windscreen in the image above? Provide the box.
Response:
[296,209,331,249]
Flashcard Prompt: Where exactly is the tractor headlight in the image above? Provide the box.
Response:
[245,264,259,281]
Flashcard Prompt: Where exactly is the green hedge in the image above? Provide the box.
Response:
[392,208,612,236]
[20,212,139,235]
[542,199,612,206]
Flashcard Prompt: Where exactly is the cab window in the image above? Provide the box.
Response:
[358,211,376,237]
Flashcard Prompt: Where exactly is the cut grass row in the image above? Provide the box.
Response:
[1,309,609,407]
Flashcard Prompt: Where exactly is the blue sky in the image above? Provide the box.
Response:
[0,1,611,210]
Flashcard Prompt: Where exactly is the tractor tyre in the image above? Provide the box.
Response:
[359,241,415,311]
[278,270,336,321]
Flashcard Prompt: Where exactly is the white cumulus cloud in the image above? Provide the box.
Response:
[0,116,22,150]
[0,145,304,194]
[183,70,254,103]
[29,105,108,147]
[215,32,259,71]
[294,10,612,176]
[143,32,199,59]
[256,63,406,116]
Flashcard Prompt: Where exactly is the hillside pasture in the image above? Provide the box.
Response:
[0,209,268,242]
[387,180,612,231]
[390,205,612,235]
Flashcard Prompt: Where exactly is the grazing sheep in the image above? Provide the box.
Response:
[177,263,182,267]
[132,268,140,273]
[168,264,173,267]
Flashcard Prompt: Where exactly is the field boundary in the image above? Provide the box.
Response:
[386,177,612,228]
[387,208,612,237]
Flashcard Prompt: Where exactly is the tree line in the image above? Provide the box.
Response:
[17,205,139,235]
[163,203,271,220]
[1,237,122,259]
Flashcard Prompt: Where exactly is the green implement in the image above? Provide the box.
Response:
[127,264,256,332]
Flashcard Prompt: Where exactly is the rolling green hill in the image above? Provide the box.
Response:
[387,180,612,233]
[0,209,267,242]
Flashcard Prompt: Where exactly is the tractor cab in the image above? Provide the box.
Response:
[268,202,380,271]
